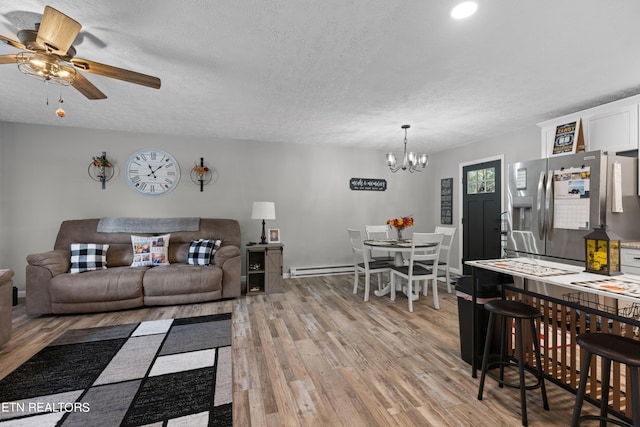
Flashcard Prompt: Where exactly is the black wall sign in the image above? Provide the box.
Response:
[441,177,453,224]
[350,178,387,191]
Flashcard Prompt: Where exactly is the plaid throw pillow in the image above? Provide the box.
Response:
[187,239,221,265]
[70,243,109,274]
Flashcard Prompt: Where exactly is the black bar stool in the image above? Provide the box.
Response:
[477,300,549,426]
[571,333,640,427]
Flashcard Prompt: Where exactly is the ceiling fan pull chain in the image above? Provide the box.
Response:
[56,86,66,118]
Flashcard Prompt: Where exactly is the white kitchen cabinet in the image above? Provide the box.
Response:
[586,104,638,154]
[538,94,640,158]
[621,247,640,275]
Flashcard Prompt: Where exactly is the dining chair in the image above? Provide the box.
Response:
[365,225,394,262]
[389,232,444,312]
[347,228,391,302]
[434,226,457,293]
[365,224,394,286]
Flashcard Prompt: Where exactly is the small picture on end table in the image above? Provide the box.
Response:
[268,228,280,243]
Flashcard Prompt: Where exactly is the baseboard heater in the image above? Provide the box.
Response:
[289,264,354,278]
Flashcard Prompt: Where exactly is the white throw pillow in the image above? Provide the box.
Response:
[131,234,170,267]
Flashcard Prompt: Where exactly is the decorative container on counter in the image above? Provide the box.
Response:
[584,225,621,276]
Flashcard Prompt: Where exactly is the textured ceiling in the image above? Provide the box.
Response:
[1,0,640,153]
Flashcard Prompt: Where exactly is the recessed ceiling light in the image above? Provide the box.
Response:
[451,2,478,19]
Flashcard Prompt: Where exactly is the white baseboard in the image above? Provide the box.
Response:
[290,265,354,278]
[241,266,464,283]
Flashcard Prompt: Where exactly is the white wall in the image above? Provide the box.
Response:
[0,122,435,290]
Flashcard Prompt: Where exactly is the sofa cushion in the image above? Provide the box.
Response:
[187,239,221,265]
[131,234,170,267]
[142,264,223,296]
[106,244,134,267]
[50,266,146,303]
[70,243,109,274]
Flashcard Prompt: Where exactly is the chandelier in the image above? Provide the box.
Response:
[386,124,428,173]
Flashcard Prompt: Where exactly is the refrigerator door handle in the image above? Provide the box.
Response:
[537,170,546,240]
[545,169,554,241]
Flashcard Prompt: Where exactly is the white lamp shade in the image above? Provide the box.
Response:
[251,201,276,220]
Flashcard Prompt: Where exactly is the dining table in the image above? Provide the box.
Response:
[363,239,438,299]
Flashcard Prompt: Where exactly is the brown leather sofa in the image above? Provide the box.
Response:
[25,218,241,315]
[0,269,13,345]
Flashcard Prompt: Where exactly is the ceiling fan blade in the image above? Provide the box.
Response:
[36,6,81,55]
[72,72,107,100]
[0,54,17,64]
[0,35,26,50]
[71,58,161,89]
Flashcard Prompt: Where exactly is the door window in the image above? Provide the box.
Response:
[467,167,495,194]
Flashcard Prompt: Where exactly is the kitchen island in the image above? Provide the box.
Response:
[467,257,640,424]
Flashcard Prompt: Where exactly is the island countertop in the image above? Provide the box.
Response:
[621,241,640,249]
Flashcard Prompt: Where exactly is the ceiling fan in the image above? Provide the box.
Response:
[0,5,161,100]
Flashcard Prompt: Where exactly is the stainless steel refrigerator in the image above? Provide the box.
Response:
[506,150,640,264]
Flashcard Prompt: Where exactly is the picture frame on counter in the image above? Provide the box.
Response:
[268,229,281,243]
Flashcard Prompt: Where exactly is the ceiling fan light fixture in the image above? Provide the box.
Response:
[16,51,76,85]
[2,6,160,102]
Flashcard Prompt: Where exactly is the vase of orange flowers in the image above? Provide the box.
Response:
[387,216,414,240]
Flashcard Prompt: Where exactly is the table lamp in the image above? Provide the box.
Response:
[252,201,276,244]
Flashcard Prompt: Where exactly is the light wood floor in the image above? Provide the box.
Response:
[1,276,601,426]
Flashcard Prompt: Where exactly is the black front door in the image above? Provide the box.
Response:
[462,159,502,274]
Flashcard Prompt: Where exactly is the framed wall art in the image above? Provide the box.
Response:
[441,177,453,225]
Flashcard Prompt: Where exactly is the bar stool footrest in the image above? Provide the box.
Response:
[576,415,631,427]
[485,361,545,392]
